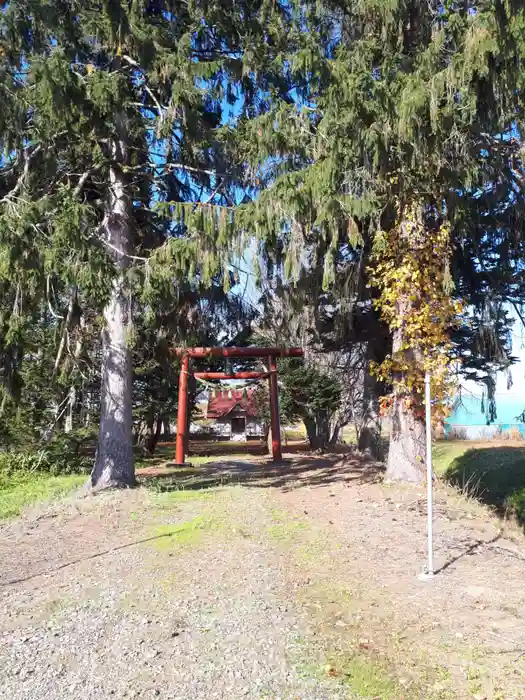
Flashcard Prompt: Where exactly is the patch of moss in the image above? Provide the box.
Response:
[152,488,214,508]
[294,534,329,563]
[266,507,307,545]
[299,580,355,608]
[267,519,305,543]
[151,515,218,551]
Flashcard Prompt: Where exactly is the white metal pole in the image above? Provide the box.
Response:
[424,372,434,576]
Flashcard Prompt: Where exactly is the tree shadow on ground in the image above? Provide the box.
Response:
[155,440,311,457]
[139,453,384,494]
[0,531,179,587]
[444,446,525,528]
[160,440,268,457]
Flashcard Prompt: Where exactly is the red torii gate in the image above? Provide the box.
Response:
[173,347,304,465]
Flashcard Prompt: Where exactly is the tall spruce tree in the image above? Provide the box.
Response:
[0,1,294,487]
[255,248,389,452]
[236,0,525,481]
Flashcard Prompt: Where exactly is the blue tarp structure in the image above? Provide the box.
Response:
[444,392,525,439]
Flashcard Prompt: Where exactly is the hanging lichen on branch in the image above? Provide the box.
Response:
[369,203,463,426]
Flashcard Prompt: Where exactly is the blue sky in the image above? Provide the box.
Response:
[449,306,525,427]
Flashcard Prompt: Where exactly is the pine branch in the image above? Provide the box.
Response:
[53,288,78,377]
[153,161,229,178]
[121,55,165,128]
[0,145,43,204]
[102,239,149,262]
[73,170,92,198]
[46,277,64,320]
[198,179,224,208]
[42,394,71,441]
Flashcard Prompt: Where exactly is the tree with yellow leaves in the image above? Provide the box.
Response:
[370,203,463,481]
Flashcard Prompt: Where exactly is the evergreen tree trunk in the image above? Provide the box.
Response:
[358,344,382,459]
[65,325,84,434]
[304,417,317,449]
[137,409,163,455]
[385,321,426,482]
[304,416,329,451]
[78,385,85,425]
[162,417,171,441]
[266,425,272,454]
[320,416,330,450]
[91,135,134,489]
[137,411,154,454]
[65,385,76,433]
[83,389,92,428]
[91,271,134,487]
[149,413,163,454]
[329,421,341,445]
[387,392,426,482]
[0,392,7,419]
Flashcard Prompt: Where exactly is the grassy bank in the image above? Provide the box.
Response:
[0,471,85,520]
[434,440,525,525]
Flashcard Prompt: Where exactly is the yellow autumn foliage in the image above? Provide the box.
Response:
[369,203,462,424]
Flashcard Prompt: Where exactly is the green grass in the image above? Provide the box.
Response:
[284,426,307,441]
[0,471,85,520]
[134,444,175,470]
[151,488,214,509]
[265,507,330,565]
[433,441,471,476]
[190,454,248,464]
[297,651,403,700]
[341,426,358,444]
[135,444,247,469]
[136,449,252,471]
[340,656,401,699]
[434,440,525,525]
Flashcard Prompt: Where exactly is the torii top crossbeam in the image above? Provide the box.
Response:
[173,346,303,465]
[174,347,304,359]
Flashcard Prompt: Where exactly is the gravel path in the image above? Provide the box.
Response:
[0,485,347,700]
[4,452,524,699]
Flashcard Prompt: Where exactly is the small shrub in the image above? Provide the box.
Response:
[507,489,525,522]
[447,427,468,440]
[498,427,524,442]
[0,448,91,476]
[49,428,98,456]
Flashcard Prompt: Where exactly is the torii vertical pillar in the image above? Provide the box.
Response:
[175,353,190,466]
[267,354,282,462]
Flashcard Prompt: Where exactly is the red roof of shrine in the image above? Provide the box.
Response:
[206,388,259,419]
